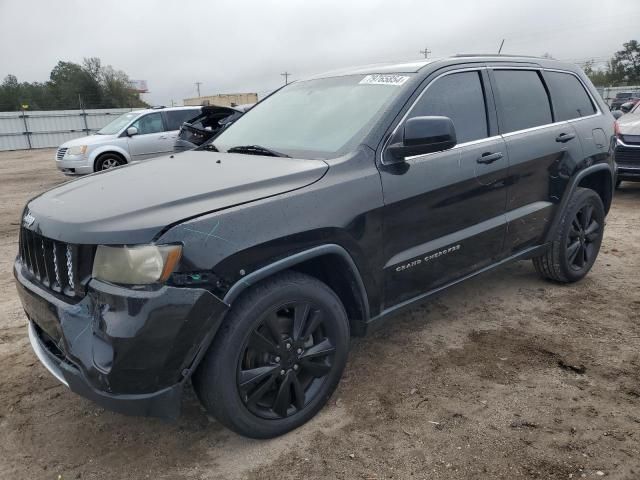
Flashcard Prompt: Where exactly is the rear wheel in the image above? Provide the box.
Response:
[533,187,605,283]
[95,153,124,171]
[193,271,349,438]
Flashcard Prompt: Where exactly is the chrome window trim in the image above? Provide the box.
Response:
[380,67,491,165]
[381,64,604,165]
[404,135,503,161]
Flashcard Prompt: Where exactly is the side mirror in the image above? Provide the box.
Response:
[126,126,139,136]
[612,110,624,120]
[387,116,457,162]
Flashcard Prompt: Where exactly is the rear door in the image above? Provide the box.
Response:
[127,112,172,160]
[379,68,509,308]
[489,68,584,254]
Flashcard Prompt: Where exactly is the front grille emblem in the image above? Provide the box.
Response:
[23,212,35,228]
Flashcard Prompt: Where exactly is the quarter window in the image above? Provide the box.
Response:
[545,71,596,121]
[131,112,164,135]
[492,70,552,133]
[408,71,488,144]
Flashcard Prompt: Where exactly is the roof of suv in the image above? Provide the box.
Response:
[309,54,578,80]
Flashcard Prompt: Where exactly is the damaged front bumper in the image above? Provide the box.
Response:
[14,259,228,418]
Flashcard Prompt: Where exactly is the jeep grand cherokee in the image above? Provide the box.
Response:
[15,55,615,438]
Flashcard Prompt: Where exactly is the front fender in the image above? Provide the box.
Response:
[88,144,132,167]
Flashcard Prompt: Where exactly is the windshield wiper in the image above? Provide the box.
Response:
[226,144,290,158]
[199,143,219,152]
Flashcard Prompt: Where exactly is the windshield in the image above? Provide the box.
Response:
[97,111,141,135]
[213,74,413,158]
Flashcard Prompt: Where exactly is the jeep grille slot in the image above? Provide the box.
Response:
[19,228,93,299]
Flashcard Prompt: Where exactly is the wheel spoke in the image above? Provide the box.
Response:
[272,371,293,417]
[299,359,332,378]
[246,374,277,407]
[302,309,323,340]
[239,365,279,389]
[300,338,335,360]
[584,220,600,241]
[567,240,581,264]
[575,244,585,267]
[580,206,593,229]
[291,374,305,410]
[248,330,278,354]
[582,243,589,264]
[292,302,311,341]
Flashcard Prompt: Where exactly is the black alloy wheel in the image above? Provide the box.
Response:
[193,271,349,438]
[238,301,335,419]
[566,204,601,271]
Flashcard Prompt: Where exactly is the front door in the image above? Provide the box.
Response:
[379,69,509,309]
[127,112,174,161]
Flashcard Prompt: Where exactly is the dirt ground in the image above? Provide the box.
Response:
[0,149,638,480]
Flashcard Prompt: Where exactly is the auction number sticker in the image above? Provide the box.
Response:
[359,74,410,86]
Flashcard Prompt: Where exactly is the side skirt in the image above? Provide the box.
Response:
[366,243,549,332]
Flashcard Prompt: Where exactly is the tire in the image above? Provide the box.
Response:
[533,187,605,283]
[95,153,124,171]
[193,271,350,438]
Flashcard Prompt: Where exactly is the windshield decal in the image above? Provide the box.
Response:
[359,74,410,86]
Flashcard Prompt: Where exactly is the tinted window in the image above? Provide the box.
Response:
[131,112,164,135]
[409,71,488,143]
[493,70,552,133]
[545,71,596,121]
[164,109,200,130]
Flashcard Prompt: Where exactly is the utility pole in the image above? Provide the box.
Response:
[420,47,431,59]
[281,72,291,85]
[195,82,202,97]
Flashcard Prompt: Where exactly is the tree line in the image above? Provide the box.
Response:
[583,40,639,87]
[0,57,148,111]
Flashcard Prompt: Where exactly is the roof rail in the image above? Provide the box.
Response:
[150,105,166,109]
[452,53,544,59]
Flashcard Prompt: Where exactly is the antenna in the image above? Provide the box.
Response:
[498,39,505,54]
[281,72,291,85]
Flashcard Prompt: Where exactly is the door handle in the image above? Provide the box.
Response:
[476,152,503,164]
[555,133,576,143]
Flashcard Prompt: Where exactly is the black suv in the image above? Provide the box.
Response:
[15,55,615,439]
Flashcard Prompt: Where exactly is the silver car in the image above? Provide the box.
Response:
[55,106,201,175]
[615,100,640,187]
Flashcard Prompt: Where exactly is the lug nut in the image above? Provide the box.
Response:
[296,348,303,354]
[280,369,285,376]
[275,356,281,362]
[286,343,291,350]
[293,364,299,371]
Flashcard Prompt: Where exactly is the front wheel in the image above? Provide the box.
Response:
[95,153,124,171]
[193,271,350,438]
[533,187,605,283]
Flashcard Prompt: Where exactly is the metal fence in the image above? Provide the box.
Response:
[0,108,135,151]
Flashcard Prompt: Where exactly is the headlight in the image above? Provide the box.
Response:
[67,145,88,156]
[92,244,182,285]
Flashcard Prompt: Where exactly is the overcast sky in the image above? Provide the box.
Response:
[1,0,639,105]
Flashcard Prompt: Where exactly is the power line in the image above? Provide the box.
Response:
[281,72,291,85]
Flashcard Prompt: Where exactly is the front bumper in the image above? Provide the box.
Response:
[15,259,228,418]
[56,155,93,175]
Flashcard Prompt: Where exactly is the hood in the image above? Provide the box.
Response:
[618,113,640,135]
[61,134,118,147]
[25,151,328,244]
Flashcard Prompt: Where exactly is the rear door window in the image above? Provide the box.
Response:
[408,71,488,144]
[545,71,596,121]
[492,70,552,133]
[164,109,200,131]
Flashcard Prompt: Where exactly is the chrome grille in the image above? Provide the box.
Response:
[56,148,68,160]
[18,228,91,299]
